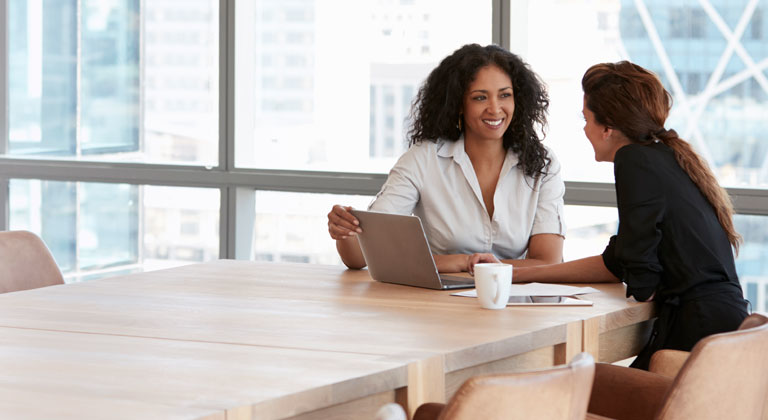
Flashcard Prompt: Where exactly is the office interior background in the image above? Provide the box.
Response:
[1,0,766,309]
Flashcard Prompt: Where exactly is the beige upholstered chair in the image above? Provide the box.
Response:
[648,313,768,378]
[0,230,64,293]
[587,313,768,420]
[409,352,595,420]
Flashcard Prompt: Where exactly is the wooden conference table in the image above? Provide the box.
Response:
[0,260,654,419]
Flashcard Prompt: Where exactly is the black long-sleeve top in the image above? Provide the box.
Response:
[601,142,742,302]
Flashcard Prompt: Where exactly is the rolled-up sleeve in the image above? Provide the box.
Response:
[530,153,566,237]
[601,235,623,279]
[368,146,422,215]
[614,147,664,301]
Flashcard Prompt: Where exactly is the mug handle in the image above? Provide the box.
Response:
[492,274,505,307]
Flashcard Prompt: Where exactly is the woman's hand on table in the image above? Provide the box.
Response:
[467,253,501,275]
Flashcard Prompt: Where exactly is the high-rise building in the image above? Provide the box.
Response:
[620,0,768,185]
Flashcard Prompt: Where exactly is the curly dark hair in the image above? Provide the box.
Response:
[407,44,551,178]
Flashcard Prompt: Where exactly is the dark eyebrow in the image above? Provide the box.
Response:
[469,86,513,94]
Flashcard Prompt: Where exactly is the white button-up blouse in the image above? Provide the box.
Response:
[368,137,566,259]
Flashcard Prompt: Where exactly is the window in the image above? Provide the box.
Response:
[7,0,219,165]
[520,0,768,312]
[670,8,707,39]
[524,0,768,187]
[562,206,617,261]
[2,0,766,315]
[735,215,768,312]
[233,0,492,173]
[619,7,646,38]
[9,181,219,281]
[686,72,702,95]
[253,191,373,265]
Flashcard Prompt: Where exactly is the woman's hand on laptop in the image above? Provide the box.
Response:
[327,205,362,240]
[467,253,501,275]
[433,254,472,273]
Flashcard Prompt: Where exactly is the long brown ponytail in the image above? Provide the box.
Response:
[582,61,741,253]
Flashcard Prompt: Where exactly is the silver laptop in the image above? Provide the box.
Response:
[350,209,475,290]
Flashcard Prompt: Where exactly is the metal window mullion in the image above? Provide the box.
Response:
[0,178,7,230]
[3,157,768,215]
[137,184,145,274]
[74,181,81,275]
[492,0,508,49]
[218,0,235,258]
[229,186,255,260]
[1,0,8,155]
[562,182,768,217]
[74,0,82,273]
[563,182,617,207]
[221,0,234,172]
[138,0,146,162]
[220,185,230,258]
[75,0,82,157]
[1,0,8,230]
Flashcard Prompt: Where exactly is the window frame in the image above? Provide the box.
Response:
[0,0,767,266]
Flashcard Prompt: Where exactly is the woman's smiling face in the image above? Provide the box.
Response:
[461,65,515,143]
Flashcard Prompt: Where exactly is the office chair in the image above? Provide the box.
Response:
[587,313,768,420]
[402,352,595,420]
[0,230,64,293]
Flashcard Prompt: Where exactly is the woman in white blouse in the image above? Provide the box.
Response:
[327,44,565,272]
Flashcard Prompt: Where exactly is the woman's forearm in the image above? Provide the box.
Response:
[500,258,561,268]
[512,255,620,283]
[336,236,366,269]
[433,254,470,272]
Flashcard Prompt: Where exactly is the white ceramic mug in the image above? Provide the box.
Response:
[474,263,512,309]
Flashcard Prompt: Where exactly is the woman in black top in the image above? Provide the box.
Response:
[472,61,749,370]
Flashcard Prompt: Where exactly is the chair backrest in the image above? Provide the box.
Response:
[738,312,768,330]
[656,314,768,420]
[436,352,595,420]
[0,230,64,293]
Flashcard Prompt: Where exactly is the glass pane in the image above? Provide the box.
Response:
[7,0,219,165]
[735,214,768,312]
[522,0,625,183]
[253,191,373,264]
[79,183,138,269]
[524,0,768,187]
[143,186,220,267]
[235,0,492,173]
[563,205,618,261]
[8,180,220,281]
[10,179,78,271]
[81,1,140,156]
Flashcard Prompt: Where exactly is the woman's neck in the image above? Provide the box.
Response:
[464,136,506,166]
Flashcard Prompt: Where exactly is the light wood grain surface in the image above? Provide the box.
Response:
[0,327,405,420]
[0,260,654,419]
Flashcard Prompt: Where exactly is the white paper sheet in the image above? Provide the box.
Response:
[452,282,600,298]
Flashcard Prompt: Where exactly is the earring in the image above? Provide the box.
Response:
[457,115,463,131]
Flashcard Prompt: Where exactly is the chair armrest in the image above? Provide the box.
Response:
[586,413,615,420]
[649,350,690,378]
[588,363,673,420]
